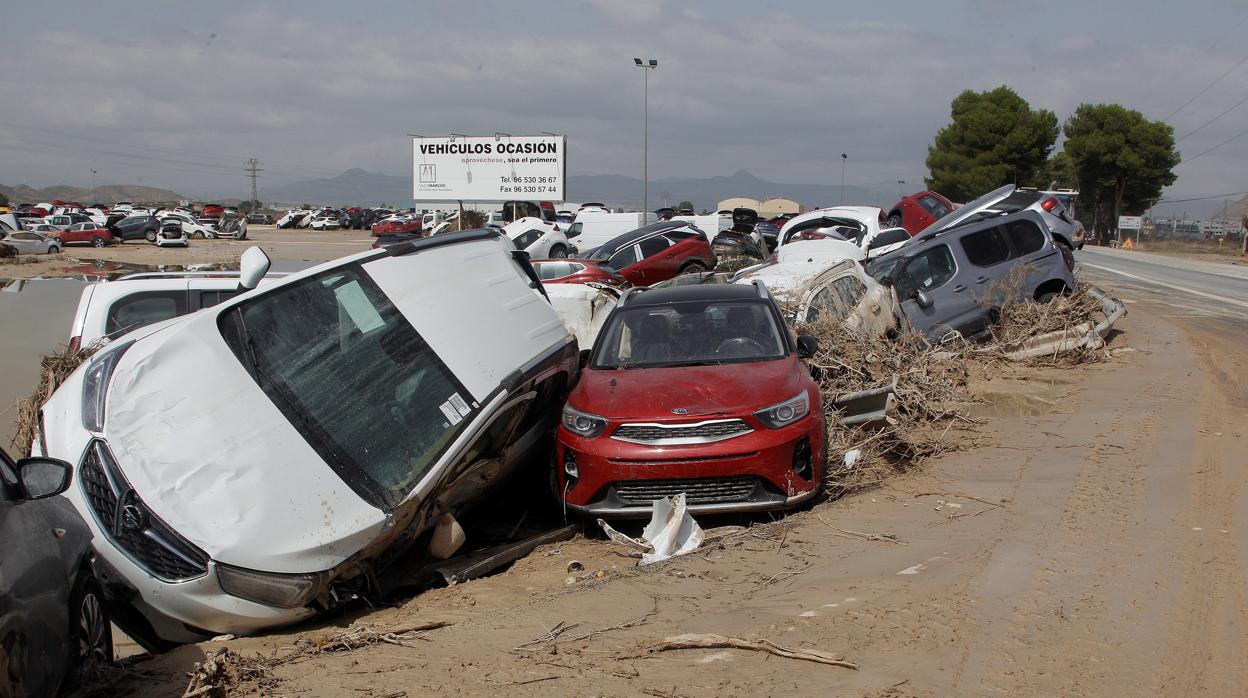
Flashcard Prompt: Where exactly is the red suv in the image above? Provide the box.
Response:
[555,282,826,517]
[580,222,716,286]
[885,190,955,236]
[53,222,115,247]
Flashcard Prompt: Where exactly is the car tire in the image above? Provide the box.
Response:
[191,231,205,239]
[144,229,157,243]
[680,261,707,274]
[91,236,107,248]
[549,244,568,258]
[1037,291,1063,304]
[48,245,60,254]
[884,212,902,228]
[63,574,113,691]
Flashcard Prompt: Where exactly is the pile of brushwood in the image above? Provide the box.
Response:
[800,281,1119,494]
[10,343,97,455]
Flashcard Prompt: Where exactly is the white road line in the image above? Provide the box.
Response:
[1079,262,1248,310]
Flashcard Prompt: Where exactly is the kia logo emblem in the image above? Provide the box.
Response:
[671,407,689,414]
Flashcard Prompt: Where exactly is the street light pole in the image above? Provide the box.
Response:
[90,169,97,195]
[634,58,658,216]
[839,153,847,204]
[897,179,905,198]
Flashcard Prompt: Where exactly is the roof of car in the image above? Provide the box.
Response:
[596,221,692,254]
[626,282,763,307]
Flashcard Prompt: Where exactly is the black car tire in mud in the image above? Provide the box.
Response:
[144,229,157,243]
[549,244,567,258]
[680,261,707,274]
[63,574,113,691]
[91,236,108,248]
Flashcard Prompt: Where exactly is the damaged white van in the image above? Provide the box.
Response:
[35,230,577,649]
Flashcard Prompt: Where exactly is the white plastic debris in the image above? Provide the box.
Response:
[843,449,862,469]
[598,493,705,565]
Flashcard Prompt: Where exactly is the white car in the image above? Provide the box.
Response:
[309,215,340,230]
[66,271,288,351]
[155,222,189,248]
[503,216,574,258]
[37,231,577,649]
[2,231,62,255]
[778,206,911,259]
[734,256,895,333]
[157,212,217,239]
[276,210,306,228]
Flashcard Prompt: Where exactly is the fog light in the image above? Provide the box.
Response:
[792,439,812,480]
[563,452,579,479]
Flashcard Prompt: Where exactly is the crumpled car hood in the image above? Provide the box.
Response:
[103,312,387,574]
[574,359,806,421]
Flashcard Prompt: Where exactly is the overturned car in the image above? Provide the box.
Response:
[35,230,578,649]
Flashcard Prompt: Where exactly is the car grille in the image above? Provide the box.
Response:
[79,441,209,582]
[614,475,758,506]
[612,419,752,445]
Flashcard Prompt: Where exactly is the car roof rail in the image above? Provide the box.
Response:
[619,287,646,306]
[750,278,770,299]
[115,271,290,281]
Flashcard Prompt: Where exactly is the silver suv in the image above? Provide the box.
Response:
[867,208,1076,341]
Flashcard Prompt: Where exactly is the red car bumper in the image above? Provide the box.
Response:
[556,413,825,518]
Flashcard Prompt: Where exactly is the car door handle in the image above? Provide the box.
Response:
[952,284,967,292]
[975,276,989,284]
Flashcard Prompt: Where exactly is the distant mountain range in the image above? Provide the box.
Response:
[256,168,893,212]
[0,183,185,205]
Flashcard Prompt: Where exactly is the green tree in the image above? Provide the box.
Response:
[1062,104,1179,243]
[1037,151,1078,190]
[925,86,1059,201]
[0,191,8,206]
[676,200,695,211]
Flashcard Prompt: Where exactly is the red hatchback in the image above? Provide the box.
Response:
[579,222,716,287]
[372,217,422,236]
[54,223,115,247]
[884,190,955,236]
[555,282,826,517]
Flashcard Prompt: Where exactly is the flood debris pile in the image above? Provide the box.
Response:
[802,318,972,493]
[10,343,97,455]
[803,280,1123,494]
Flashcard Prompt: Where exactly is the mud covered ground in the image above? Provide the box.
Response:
[84,300,1248,697]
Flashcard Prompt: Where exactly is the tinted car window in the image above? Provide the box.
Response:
[105,291,189,337]
[896,245,956,295]
[1005,220,1045,255]
[638,236,670,258]
[868,228,910,250]
[960,227,1011,267]
[513,230,542,250]
[593,300,785,368]
[608,245,640,269]
[918,196,950,218]
[199,290,240,308]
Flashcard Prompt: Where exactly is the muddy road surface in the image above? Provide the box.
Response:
[97,289,1248,697]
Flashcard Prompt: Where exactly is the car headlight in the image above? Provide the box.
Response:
[754,391,810,429]
[216,564,329,609]
[80,340,134,432]
[561,405,608,438]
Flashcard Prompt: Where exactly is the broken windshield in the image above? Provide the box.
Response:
[592,300,786,369]
[219,263,476,509]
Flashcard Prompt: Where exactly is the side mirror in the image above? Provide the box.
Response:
[238,246,271,290]
[914,290,934,309]
[18,457,72,500]
[796,335,818,359]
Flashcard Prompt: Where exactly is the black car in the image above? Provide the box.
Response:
[1,447,112,696]
[754,221,781,251]
[109,214,160,242]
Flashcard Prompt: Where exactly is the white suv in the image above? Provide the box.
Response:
[36,231,577,649]
[503,216,574,258]
[67,271,287,352]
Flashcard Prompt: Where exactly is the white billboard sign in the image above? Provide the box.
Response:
[411,135,566,202]
[1118,215,1143,230]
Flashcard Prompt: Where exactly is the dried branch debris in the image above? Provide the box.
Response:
[10,343,98,455]
[653,633,858,669]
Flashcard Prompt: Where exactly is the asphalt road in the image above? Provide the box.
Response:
[1077,246,1248,322]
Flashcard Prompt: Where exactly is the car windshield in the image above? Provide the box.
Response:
[592,300,786,369]
[865,252,905,282]
[219,264,476,509]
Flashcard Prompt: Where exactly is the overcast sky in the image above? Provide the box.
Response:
[3,0,1248,206]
